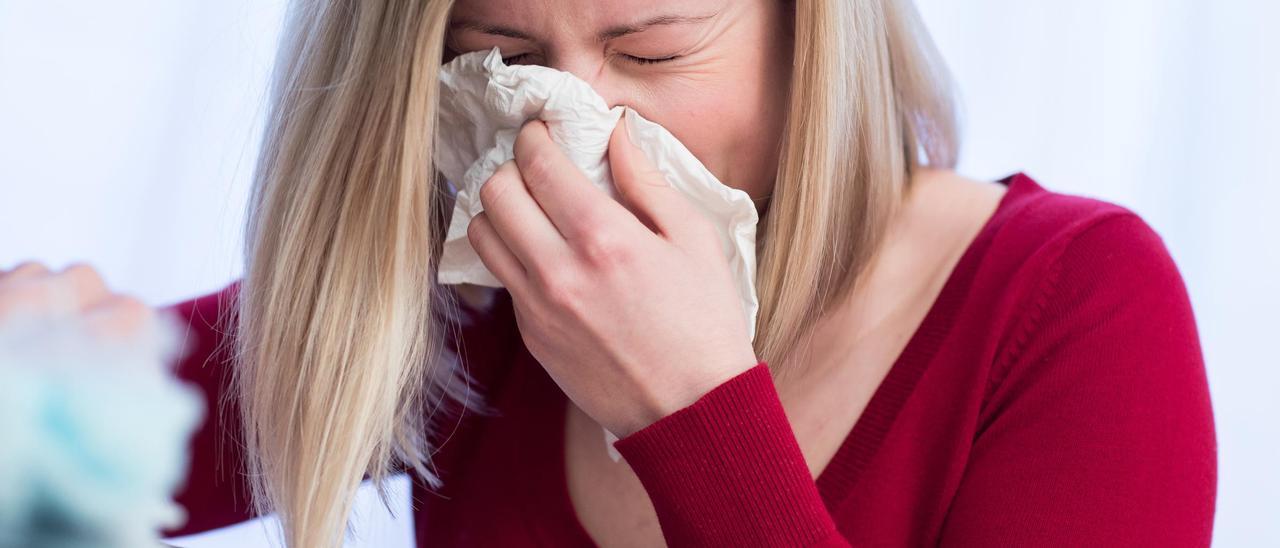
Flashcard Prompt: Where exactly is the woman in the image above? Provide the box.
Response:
[1,0,1216,546]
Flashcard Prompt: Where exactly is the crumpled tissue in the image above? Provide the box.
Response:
[434,48,762,462]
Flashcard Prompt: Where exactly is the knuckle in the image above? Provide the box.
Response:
[0,282,58,318]
[60,262,95,277]
[521,152,556,190]
[479,172,512,209]
[9,261,51,278]
[112,295,153,320]
[578,230,631,267]
[15,260,50,271]
[466,213,485,241]
[537,273,580,309]
[59,262,107,289]
[87,294,155,339]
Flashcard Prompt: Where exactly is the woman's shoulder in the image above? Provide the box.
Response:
[910,169,1163,281]
[157,281,253,535]
[959,172,1186,304]
[987,172,1155,261]
[935,174,1215,546]
[971,173,1204,394]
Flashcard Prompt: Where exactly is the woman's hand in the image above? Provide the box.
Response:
[0,261,155,341]
[466,118,759,437]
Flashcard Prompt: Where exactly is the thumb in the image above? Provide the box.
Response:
[608,112,698,240]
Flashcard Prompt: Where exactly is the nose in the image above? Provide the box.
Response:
[546,53,628,110]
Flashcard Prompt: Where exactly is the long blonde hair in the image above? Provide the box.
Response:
[235,0,957,546]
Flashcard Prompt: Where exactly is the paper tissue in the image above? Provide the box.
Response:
[433,48,762,462]
[434,48,760,340]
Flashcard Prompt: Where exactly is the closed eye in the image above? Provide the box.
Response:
[501,53,681,66]
[622,54,680,65]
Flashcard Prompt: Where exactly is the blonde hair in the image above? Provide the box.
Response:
[235,0,957,546]
[758,0,957,373]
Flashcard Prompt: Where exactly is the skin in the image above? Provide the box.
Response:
[450,0,1009,544]
[0,262,155,341]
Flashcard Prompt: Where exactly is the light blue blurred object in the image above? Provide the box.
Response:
[0,307,204,548]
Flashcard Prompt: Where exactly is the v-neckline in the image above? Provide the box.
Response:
[524,173,1036,545]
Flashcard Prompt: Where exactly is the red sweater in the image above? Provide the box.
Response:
[162,173,1217,546]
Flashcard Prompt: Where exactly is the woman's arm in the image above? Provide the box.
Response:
[160,281,512,537]
[160,282,257,537]
[938,213,1216,546]
[615,213,1215,547]
[615,362,850,547]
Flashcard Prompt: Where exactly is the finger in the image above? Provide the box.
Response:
[82,294,155,341]
[607,113,703,242]
[478,160,570,268]
[0,277,77,321]
[513,119,636,243]
[52,263,111,311]
[467,211,529,297]
[0,261,52,284]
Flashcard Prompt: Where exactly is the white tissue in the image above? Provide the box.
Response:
[434,48,761,343]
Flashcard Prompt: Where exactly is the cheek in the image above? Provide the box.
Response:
[624,74,783,200]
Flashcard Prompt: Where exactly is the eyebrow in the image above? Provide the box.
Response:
[597,13,716,41]
[449,13,717,43]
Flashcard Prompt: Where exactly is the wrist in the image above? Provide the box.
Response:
[611,352,762,437]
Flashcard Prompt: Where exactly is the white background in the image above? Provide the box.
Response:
[1,1,1275,546]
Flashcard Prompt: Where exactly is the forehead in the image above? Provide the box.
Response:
[449,0,716,40]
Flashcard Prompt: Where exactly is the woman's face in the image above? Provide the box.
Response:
[446,0,794,205]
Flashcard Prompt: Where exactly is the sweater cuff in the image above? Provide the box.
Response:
[613,362,842,547]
